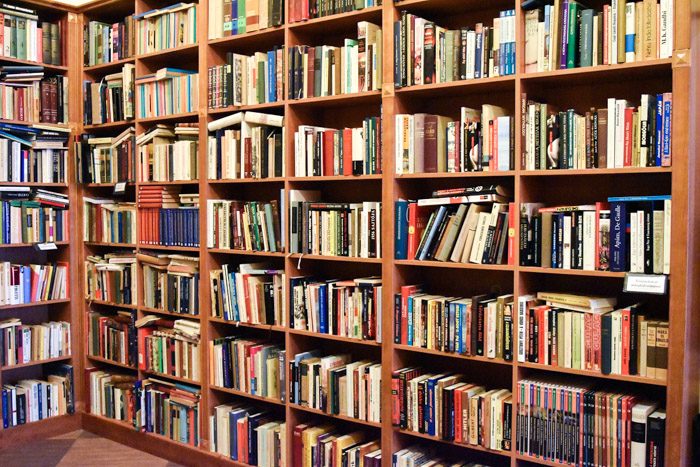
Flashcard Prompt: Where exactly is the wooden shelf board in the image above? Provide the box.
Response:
[136,44,199,61]
[521,58,673,85]
[520,167,672,176]
[209,385,285,406]
[395,259,514,271]
[208,101,285,115]
[0,241,68,248]
[394,344,513,366]
[288,253,382,264]
[208,177,286,184]
[0,414,79,445]
[138,180,200,185]
[395,428,512,457]
[1,355,72,371]
[287,328,381,346]
[396,171,516,179]
[84,182,133,188]
[394,75,515,97]
[139,306,201,321]
[137,244,200,252]
[0,119,70,129]
[518,267,627,278]
[289,403,382,428]
[288,6,383,33]
[288,90,382,107]
[87,299,138,310]
[0,299,70,311]
[86,354,137,371]
[84,241,137,248]
[290,175,383,182]
[83,120,134,131]
[83,57,136,74]
[143,370,201,386]
[0,55,68,72]
[208,317,285,332]
[0,182,68,187]
[207,248,286,258]
[517,361,667,386]
[136,112,200,124]
[208,26,285,48]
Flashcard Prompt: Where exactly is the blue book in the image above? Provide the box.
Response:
[231,0,238,35]
[455,303,462,353]
[179,406,187,443]
[406,295,414,346]
[22,266,31,303]
[229,407,250,460]
[655,94,663,166]
[607,195,671,202]
[418,206,448,260]
[247,412,265,465]
[394,200,409,259]
[474,28,483,79]
[508,10,516,75]
[268,50,276,102]
[221,339,231,387]
[318,283,328,334]
[662,96,671,165]
[426,375,441,436]
[2,388,8,428]
[608,200,627,272]
[499,11,507,75]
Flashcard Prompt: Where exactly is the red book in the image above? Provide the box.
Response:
[536,305,547,363]
[137,327,154,370]
[390,372,400,426]
[322,130,335,176]
[342,128,353,176]
[592,313,602,371]
[623,107,634,166]
[307,47,315,98]
[620,308,631,375]
[594,201,610,270]
[293,423,309,467]
[423,115,438,172]
[244,137,252,177]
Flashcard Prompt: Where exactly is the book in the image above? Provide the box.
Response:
[87,310,136,367]
[83,198,136,244]
[208,0,284,40]
[138,124,198,182]
[134,3,197,54]
[75,128,136,184]
[0,72,69,124]
[0,318,70,367]
[0,7,62,65]
[135,68,198,118]
[136,314,200,381]
[83,15,135,66]
[84,253,137,305]
[82,64,135,125]
[142,254,200,316]
[138,186,199,247]
[0,190,69,244]
[0,261,68,305]
[207,198,282,252]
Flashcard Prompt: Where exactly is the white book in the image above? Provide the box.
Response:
[562,214,572,269]
[469,212,491,263]
[663,199,671,274]
[583,211,596,270]
[631,402,658,466]
[607,98,617,168]
[659,0,673,58]
[630,211,640,272]
[625,2,636,62]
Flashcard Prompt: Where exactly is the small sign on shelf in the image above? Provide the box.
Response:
[623,273,668,295]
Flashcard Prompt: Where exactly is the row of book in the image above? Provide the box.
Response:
[210,337,284,401]
[516,379,665,467]
[395,106,514,174]
[135,68,199,119]
[87,310,137,368]
[137,124,199,182]
[394,10,516,88]
[520,196,671,274]
[524,0,674,73]
[208,47,285,108]
[207,112,285,180]
[289,0,380,23]
[522,93,673,170]
[210,403,285,464]
[294,117,382,177]
[83,198,136,245]
[393,289,514,360]
[0,4,62,65]
[287,22,383,99]
[138,187,199,247]
[292,424,380,467]
[206,198,282,252]
[208,0,284,39]
[289,350,381,423]
[84,253,137,306]
[289,191,381,258]
[209,262,285,326]
[137,315,200,382]
[0,189,68,244]
[392,367,512,451]
[75,128,136,184]
[83,16,135,66]
[392,447,489,467]
[0,72,68,124]
[83,64,135,125]
[141,254,200,316]
[395,185,513,264]
[134,3,196,55]
[2,364,74,429]
[0,261,68,306]
[518,293,668,379]
[290,276,382,342]
[0,319,70,367]
[87,371,201,446]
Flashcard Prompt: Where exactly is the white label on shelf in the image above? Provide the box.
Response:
[623,274,668,295]
[114,182,127,195]
[36,242,57,251]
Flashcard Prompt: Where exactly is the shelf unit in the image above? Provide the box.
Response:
[4,0,690,466]
[0,0,83,442]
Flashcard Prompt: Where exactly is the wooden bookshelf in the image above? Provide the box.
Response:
[43,0,700,466]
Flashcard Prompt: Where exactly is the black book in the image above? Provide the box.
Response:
[601,313,613,374]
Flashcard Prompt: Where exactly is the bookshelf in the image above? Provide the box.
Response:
[10,0,690,466]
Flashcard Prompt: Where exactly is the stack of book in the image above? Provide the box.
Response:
[83,63,135,125]
[0,187,68,244]
[391,367,512,451]
[137,315,200,381]
[83,197,136,244]
[0,318,70,366]
[395,185,513,264]
[138,186,199,247]
[0,124,70,184]
[209,262,286,326]
[294,117,382,177]
[87,370,137,422]
[208,47,285,108]
[0,261,68,305]
[521,92,673,170]
[207,112,284,180]
[137,124,199,182]
[289,350,382,423]
[287,21,383,99]
[206,198,282,252]
[519,196,671,274]
[291,424,380,467]
[290,276,382,342]
[87,310,137,367]
[210,404,285,464]
[392,448,490,466]
[289,190,381,258]
[289,0,379,22]
[134,3,197,54]
[135,377,201,446]
[209,337,284,400]
[518,293,668,379]
[83,16,135,66]
[84,253,137,305]
[524,0,674,72]
[75,128,136,184]
[394,9,516,88]
[0,4,62,65]
[208,0,284,39]
[135,68,198,119]
[140,253,200,316]
[0,67,68,123]
[2,364,74,429]
[395,106,514,174]
[394,288,514,361]
[516,379,665,466]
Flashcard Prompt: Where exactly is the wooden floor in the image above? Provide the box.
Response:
[0,430,183,466]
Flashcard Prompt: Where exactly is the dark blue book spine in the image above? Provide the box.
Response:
[655,94,663,167]
[418,206,447,261]
[609,201,627,272]
[474,29,483,79]
[222,339,231,388]
[318,283,328,334]
[394,200,408,259]
[268,50,275,102]
[2,388,8,428]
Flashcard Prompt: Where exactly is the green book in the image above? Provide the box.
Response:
[579,9,594,67]
[257,60,265,104]
[572,312,582,369]
[238,0,246,34]
[566,1,580,68]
